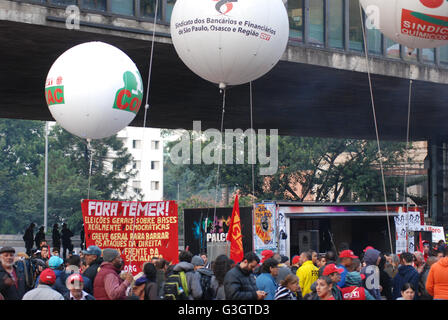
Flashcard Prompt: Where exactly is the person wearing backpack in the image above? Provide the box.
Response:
[163,250,202,300]
[192,255,216,300]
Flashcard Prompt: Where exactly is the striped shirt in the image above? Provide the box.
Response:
[274,286,297,300]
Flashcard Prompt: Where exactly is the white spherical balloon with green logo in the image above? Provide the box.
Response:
[360,0,448,49]
[45,42,143,140]
[170,0,289,87]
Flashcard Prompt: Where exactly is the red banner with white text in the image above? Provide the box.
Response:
[81,199,178,275]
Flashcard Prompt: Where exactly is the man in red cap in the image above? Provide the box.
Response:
[322,264,344,300]
[22,268,64,300]
[64,273,95,300]
[261,250,274,264]
[363,246,375,253]
[337,250,358,288]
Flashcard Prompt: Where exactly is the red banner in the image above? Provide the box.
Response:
[81,199,179,275]
[227,195,244,263]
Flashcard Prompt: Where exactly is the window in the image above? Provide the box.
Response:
[349,0,363,52]
[140,0,162,19]
[111,0,134,16]
[166,0,176,22]
[151,181,160,191]
[133,160,141,170]
[403,47,418,63]
[309,0,324,45]
[422,48,435,64]
[82,0,106,11]
[151,140,160,150]
[288,0,304,42]
[440,45,448,66]
[151,161,160,170]
[133,140,142,149]
[51,0,76,5]
[385,37,400,60]
[367,29,382,55]
[133,181,141,189]
[328,0,344,49]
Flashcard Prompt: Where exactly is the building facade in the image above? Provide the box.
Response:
[116,126,164,201]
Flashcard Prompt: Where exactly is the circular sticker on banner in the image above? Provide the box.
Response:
[360,0,448,49]
[170,0,289,86]
[45,42,143,140]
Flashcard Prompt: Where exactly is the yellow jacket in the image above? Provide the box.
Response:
[296,260,319,297]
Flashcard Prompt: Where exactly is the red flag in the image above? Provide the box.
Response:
[227,195,244,263]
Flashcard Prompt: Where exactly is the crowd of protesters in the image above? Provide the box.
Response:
[1,225,448,300]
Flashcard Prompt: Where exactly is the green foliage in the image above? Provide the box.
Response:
[163,129,410,207]
[0,119,137,235]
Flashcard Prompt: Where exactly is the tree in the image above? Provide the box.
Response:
[163,129,409,205]
[0,119,45,234]
[0,119,137,234]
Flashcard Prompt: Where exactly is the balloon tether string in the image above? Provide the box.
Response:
[360,3,393,254]
[213,85,226,233]
[128,0,159,286]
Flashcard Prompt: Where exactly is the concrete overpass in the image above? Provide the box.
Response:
[1,0,448,225]
[2,0,448,141]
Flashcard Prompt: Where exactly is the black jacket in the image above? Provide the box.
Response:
[0,263,27,300]
[223,264,258,300]
[63,291,96,300]
[52,228,61,247]
[83,257,103,285]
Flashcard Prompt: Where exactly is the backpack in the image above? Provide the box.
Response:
[15,259,35,290]
[163,270,189,300]
[198,270,214,300]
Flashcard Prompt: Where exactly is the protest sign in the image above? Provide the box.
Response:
[81,199,178,275]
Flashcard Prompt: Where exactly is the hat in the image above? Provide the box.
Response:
[40,268,56,285]
[66,273,84,289]
[280,255,289,264]
[82,245,102,257]
[292,255,300,265]
[261,250,274,263]
[49,256,64,269]
[423,241,430,246]
[191,255,205,267]
[323,263,344,276]
[363,246,375,253]
[102,248,120,262]
[0,246,15,254]
[339,250,358,259]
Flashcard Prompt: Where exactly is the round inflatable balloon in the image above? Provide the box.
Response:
[360,0,448,49]
[170,0,289,87]
[45,42,143,140]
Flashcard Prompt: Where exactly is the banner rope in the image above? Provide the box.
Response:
[87,138,93,200]
[359,3,394,254]
[213,85,227,233]
[127,0,159,289]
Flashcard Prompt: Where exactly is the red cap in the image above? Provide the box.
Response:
[66,273,84,289]
[339,250,358,259]
[292,255,300,265]
[363,246,375,253]
[323,264,344,276]
[40,268,56,285]
[261,250,274,263]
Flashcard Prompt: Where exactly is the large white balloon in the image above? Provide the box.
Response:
[45,42,143,140]
[170,0,289,87]
[360,0,448,49]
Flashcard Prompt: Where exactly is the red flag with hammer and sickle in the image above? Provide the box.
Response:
[227,195,244,263]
